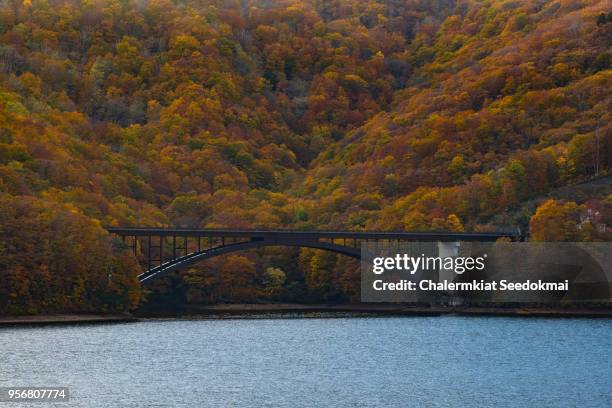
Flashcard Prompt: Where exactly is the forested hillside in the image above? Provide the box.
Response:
[0,0,610,314]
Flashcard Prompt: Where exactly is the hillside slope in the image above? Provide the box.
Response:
[0,0,610,313]
[297,0,611,233]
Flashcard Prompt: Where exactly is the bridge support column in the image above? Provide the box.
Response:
[147,235,152,272]
[172,235,176,259]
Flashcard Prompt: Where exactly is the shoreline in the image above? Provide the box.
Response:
[159,303,612,319]
[0,314,137,326]
[3,305,612,326]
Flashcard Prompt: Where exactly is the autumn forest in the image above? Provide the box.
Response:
[0,0,610,315]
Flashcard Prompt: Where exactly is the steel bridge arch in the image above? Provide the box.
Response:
[108,227,521,284]
[138,239,360,283]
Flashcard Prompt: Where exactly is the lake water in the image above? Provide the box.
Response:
[1,316,611,407]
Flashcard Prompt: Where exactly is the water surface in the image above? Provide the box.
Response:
[1,316,611,407]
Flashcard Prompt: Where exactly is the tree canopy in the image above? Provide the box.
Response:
[0,0,610,313]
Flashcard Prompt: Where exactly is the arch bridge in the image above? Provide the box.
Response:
[107,228,520,283]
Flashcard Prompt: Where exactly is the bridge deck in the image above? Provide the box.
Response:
[107,228,520,241]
